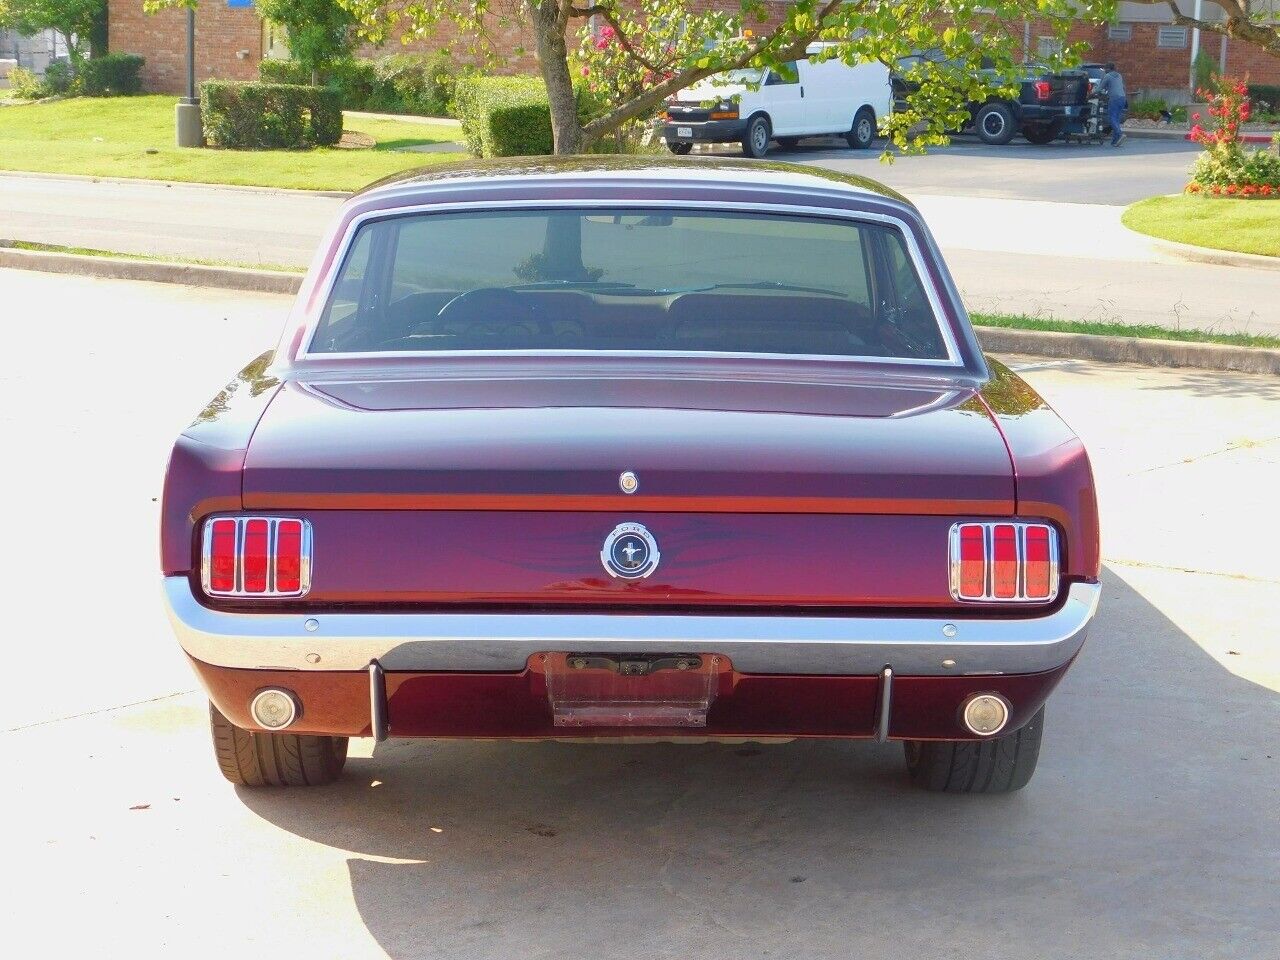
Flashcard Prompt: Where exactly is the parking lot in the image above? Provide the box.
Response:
[4,267,1278,960]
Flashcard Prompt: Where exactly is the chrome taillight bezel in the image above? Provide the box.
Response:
[201,517,313,598]
[948,521,1059,603]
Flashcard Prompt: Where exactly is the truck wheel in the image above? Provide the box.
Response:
[740,115,771,158]
[1023,123,1060,145]
[667,141,693,155]
[209,702,348,787]
[975,103,1016,145]
[846,107,876,149]
[903,706,1044,793]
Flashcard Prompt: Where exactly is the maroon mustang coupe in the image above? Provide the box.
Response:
[162,156,1100,794]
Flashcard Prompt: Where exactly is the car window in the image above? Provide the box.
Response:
[765,62,799,85]
[309,208,949,362]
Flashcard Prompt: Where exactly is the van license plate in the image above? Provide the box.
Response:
[677,126,693,138]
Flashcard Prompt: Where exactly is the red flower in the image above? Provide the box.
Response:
[1191,112,1201,121]
[601,25,615,39]
[1225,184,1238,194]
[1186,182,1201,193]
[1211,185,1221,195]
[580,66,590,77]
[1263,185,1274,196]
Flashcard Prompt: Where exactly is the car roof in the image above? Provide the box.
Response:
[355,155,913,211]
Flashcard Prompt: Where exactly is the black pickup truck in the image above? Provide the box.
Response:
[893,56,1094,145]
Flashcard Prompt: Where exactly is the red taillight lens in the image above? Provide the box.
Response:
[1034,80,1052,101]
[274,519,304,594]
[958,524,986,598]
[950,522,1058,602]
[1024,525,1052,599]
[991,523,1018,599]
[208,518,237,594]
[201,517,311,598]
[241,518,270,593]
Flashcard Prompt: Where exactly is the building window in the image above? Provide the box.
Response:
[1036,36,1063,58]
[1107,24,1133,42]
[1157,26,1188,48]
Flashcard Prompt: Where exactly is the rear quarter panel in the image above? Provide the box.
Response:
[979,359,1101,582]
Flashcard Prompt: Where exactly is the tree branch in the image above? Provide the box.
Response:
[1127,0,1280,56]
[568,3,663,72]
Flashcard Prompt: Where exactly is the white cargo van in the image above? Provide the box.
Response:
[660,44,892,158]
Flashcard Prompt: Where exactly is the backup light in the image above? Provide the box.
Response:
[962,694,1010,736]
[949,522,1058,602]
[201,517,312,598]
[251,688,299,730]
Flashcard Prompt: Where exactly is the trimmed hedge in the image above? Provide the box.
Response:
[1247,83,1280,110]
[81,54,144,96]
[454,76,556,157]
[259,52,461,117]
[200,81,342,149]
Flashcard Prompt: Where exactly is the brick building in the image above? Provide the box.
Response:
[107,0,1279,99]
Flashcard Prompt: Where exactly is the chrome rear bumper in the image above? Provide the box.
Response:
[165,577,1099,676]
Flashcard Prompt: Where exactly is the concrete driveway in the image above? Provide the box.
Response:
[4,268,1278,960]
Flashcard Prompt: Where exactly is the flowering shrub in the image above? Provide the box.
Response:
[1187,76,1280,196]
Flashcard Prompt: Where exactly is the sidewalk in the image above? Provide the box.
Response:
[3,171,1277,336]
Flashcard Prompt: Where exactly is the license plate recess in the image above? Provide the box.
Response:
[543,653,718,727]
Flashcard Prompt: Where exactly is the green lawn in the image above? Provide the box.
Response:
[973,312,1280,349]
[1122,195,1280,258]
[0,95,467,191]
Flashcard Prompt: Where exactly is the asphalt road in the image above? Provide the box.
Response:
[3,269,1278,960]
[793,135,1202,205]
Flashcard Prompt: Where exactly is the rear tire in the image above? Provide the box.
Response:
[209,702,348,787]
[740,115,771,158]
[975,102,1017,145]
[667,141,693,155]
[903,706,1044,793]
[846,107,876,149]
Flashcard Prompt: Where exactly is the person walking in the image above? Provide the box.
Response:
[1097,62,1128,146]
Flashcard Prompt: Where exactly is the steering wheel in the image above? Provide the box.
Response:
[434,286,545,334]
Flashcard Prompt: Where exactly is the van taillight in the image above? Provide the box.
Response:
[949,522,1059,602]
[1034,80,1052,101]
[201,517,312,598]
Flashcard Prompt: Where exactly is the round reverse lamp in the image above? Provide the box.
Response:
[250,689,299,730]
[962,694,1010,736]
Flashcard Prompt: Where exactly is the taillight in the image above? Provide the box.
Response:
[1034,80,1052,101]
[949,522,1059,602]
[201,517,312,598]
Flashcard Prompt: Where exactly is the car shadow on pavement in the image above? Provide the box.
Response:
[238,566,1278,960]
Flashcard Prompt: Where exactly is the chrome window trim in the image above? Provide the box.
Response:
[165,577,1099,677]
[295,199,965,369]
[200,516,314,599]
[948,521,1061,604]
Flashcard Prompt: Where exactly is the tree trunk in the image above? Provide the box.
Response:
[531,4,583,155]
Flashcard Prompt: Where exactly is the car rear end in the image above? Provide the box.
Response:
[162,161,1100,792]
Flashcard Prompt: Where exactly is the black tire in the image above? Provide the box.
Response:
[667,141,693,155]
[903,706,1044,793]
[975,102,1017,145]
[740,114,771,158]
[775,136,800,149]
[1022,122,1060,145]
[209,702,348,787]
[845,107,876,149]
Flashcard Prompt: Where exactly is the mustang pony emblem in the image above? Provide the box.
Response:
[601,522,661,580]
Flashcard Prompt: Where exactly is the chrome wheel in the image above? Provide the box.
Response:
[982,112,1006,139]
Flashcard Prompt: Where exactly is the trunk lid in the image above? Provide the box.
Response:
[241,373,1015,608]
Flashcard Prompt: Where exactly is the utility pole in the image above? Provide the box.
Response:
[1188,0,1204,97]
[175,5,202,147]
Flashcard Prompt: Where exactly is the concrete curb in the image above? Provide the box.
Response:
[974,326,1280,376]
[2,246,1275,375]
[0,246,304,295]
[1142,234,1280,272]
[0,169,351,199]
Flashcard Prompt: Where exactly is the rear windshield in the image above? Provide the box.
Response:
[309,208,950,361]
